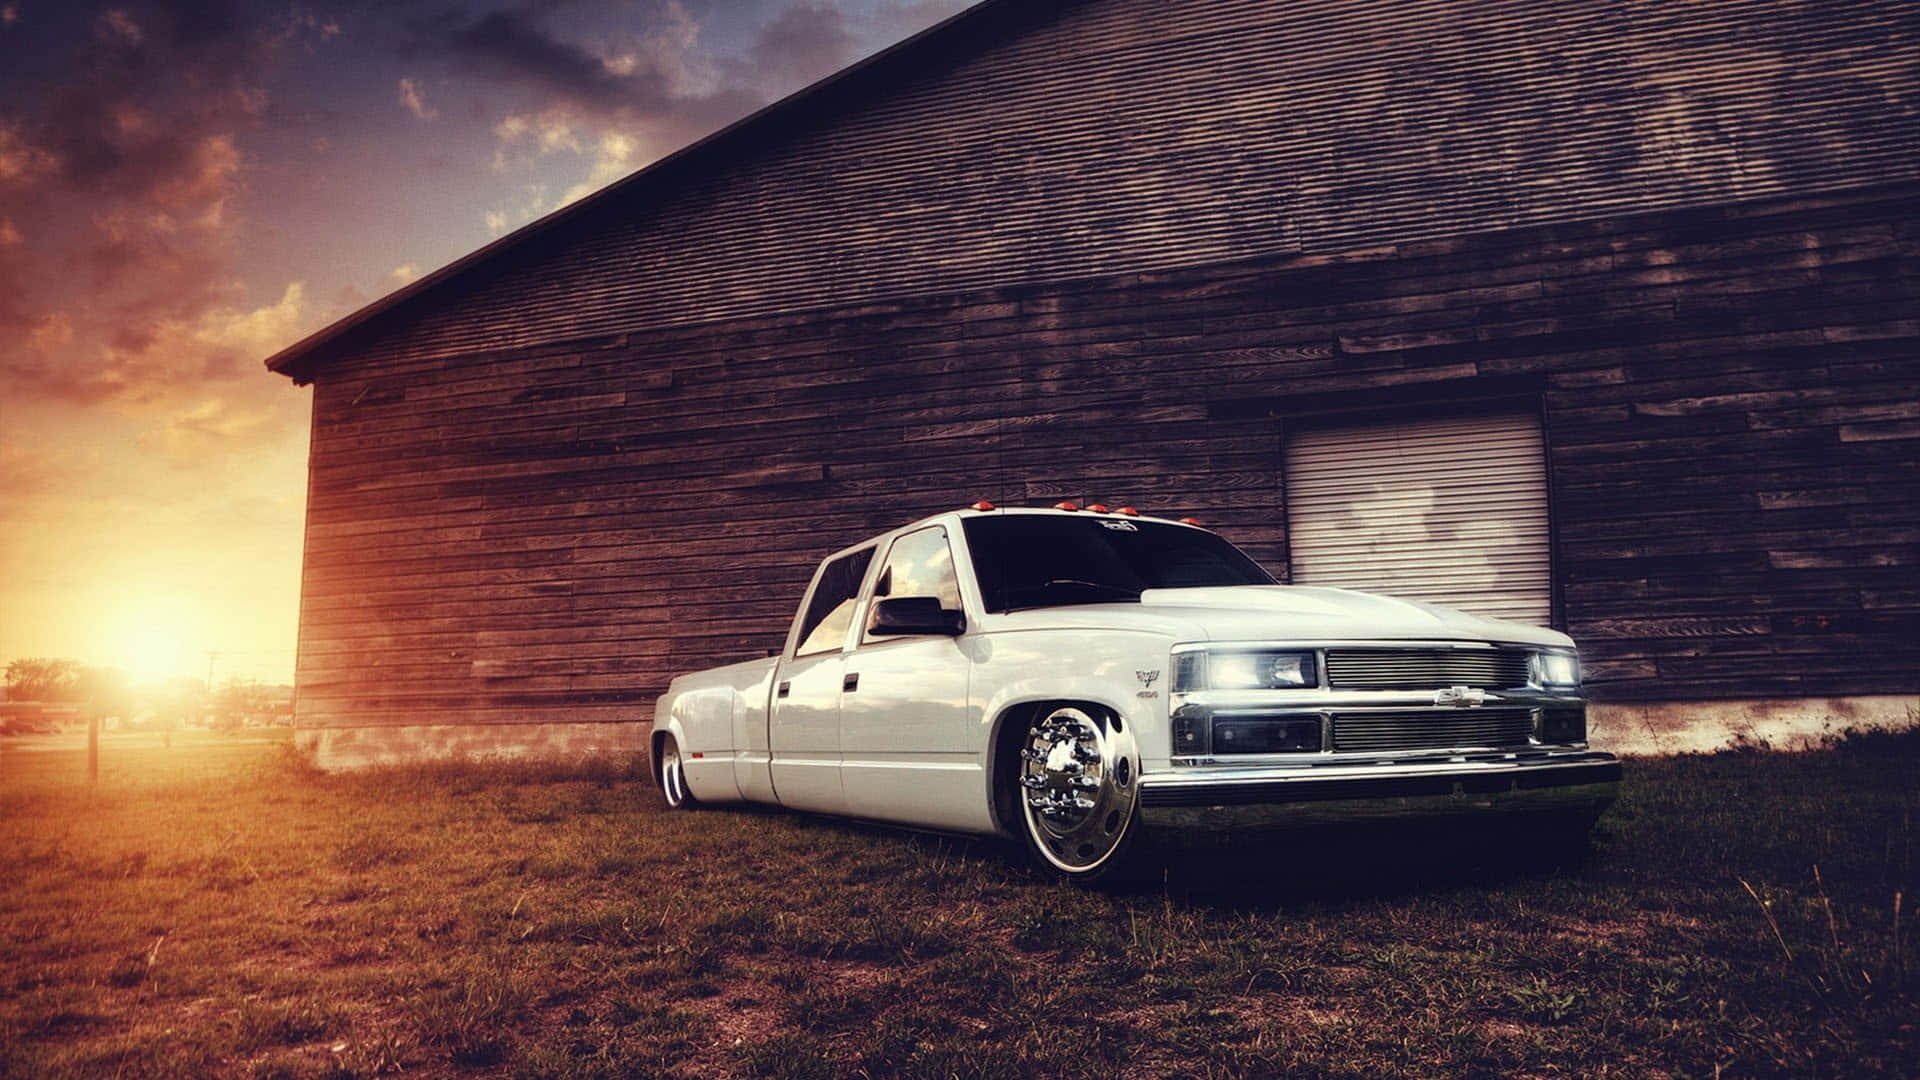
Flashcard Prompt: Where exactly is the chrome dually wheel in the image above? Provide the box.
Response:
[659,737,694,809]
[1017,705,1140,878]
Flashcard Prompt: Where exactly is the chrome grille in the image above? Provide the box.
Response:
[1324,648,1531,690]
[1332,709,1534,753]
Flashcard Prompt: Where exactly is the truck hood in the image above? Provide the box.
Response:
[1138,585,1572,647]
[985,585,1571,647]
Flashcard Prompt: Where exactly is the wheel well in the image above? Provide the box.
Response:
[649,729,670,785]
[986,699,1117,838]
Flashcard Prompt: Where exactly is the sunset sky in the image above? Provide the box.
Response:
[1,0,969,685]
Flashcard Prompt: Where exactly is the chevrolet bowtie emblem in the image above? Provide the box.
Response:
[1434,685,1486,707]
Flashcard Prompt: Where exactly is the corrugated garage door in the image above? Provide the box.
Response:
[1285,413,1552,624]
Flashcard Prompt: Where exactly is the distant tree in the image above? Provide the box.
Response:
[76,667,135,721]
[146,678,202,740]
[5,658,82,702]
[214,678,273,728]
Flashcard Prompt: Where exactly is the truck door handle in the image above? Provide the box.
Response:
[776,681,791,698]
[842,672,859,692]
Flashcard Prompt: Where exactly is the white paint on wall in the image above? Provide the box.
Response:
[1589,695,1919,757]
[296,721,648,771]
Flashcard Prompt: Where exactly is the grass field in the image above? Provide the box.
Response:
[1,729,1914,1078]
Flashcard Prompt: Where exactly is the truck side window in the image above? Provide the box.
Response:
[863,526,962,643]
[794,546,875,656]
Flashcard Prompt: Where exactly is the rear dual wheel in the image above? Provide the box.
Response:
[658,735,695,809]
[1015,705,1142,883]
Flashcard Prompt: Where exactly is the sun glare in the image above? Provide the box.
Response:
[106,595,204,683]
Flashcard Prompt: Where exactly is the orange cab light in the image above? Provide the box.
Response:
[1086,502,1111,513]
[1179,516,1203,526]
[1054,501,1081,511]
[1115,506,1141,516]
[970,500,996,511]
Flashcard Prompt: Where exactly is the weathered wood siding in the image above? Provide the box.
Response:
[288,0,1919,376]
[298,183,1920,729]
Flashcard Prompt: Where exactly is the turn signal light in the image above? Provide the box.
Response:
[1054,501,1080,511]
[970,500,996,511]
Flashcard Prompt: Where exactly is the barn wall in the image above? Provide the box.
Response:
[294,182,1920,754]
[292,0,1920,375]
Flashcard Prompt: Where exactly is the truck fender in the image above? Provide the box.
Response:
[979,676,1152,838]
[653,688,744,804]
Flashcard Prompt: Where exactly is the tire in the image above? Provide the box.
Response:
[658,735,696,809]
[1013,705,1143,884]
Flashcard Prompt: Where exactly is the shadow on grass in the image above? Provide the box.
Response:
[1147,820,1596,906]
[701,799,1595,908]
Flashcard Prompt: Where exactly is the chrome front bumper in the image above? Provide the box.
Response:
[1137,751,1621,832]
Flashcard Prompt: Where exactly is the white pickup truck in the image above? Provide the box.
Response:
[651,504,1619,882]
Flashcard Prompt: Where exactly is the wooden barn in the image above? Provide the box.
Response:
[266,0,1920,766]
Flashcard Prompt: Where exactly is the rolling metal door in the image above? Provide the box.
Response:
[1285,414,1552,623]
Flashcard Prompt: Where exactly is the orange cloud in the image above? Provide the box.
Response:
[0,120,57,185]
[142,397,288,464]
[7,282,309,407]
[148,134,242,224]
[399,77,438,121]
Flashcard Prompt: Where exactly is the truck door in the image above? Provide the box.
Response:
[767,545,873,815]
[840,524,984,832]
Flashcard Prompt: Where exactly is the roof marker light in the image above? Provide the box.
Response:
[971,500,996,511]
[1180,516,1203,526]
[1116,506,1140,516]
[1086,503,1111,513]
[1054,501,1080,511]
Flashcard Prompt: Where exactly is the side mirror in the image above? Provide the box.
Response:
[869,596,965,637]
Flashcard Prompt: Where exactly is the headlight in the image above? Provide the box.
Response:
[1532,650,1581,689]
[1172,649,1318,692]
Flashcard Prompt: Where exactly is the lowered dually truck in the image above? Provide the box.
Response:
[651,504,1620,882]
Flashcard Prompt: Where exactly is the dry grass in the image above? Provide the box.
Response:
[1,727,1914,1078]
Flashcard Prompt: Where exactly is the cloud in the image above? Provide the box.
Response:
[398,77,437,121]
[559,130,639,206]
[29,312,75,355]
[452,4,769,207]
[386,263,421,285]
[493,109,583,166]
[421,5,677,113]
[142,397,287,464]
[0,120,57,185]
[0,2,347,429]
[149,132,243,222]
[96,8,144,46]
[739,3,858,97]
[462,1,967,211]
[0,442,89,503]
[5,282,310,407]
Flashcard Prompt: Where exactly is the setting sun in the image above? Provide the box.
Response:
[105,593,206,684]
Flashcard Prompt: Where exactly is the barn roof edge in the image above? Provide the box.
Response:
[263,0,1026,383]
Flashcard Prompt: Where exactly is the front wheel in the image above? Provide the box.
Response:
[658,735,695,809]
[1014,705,1142,883]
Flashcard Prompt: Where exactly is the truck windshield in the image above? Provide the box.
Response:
[962,515,1276,613]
